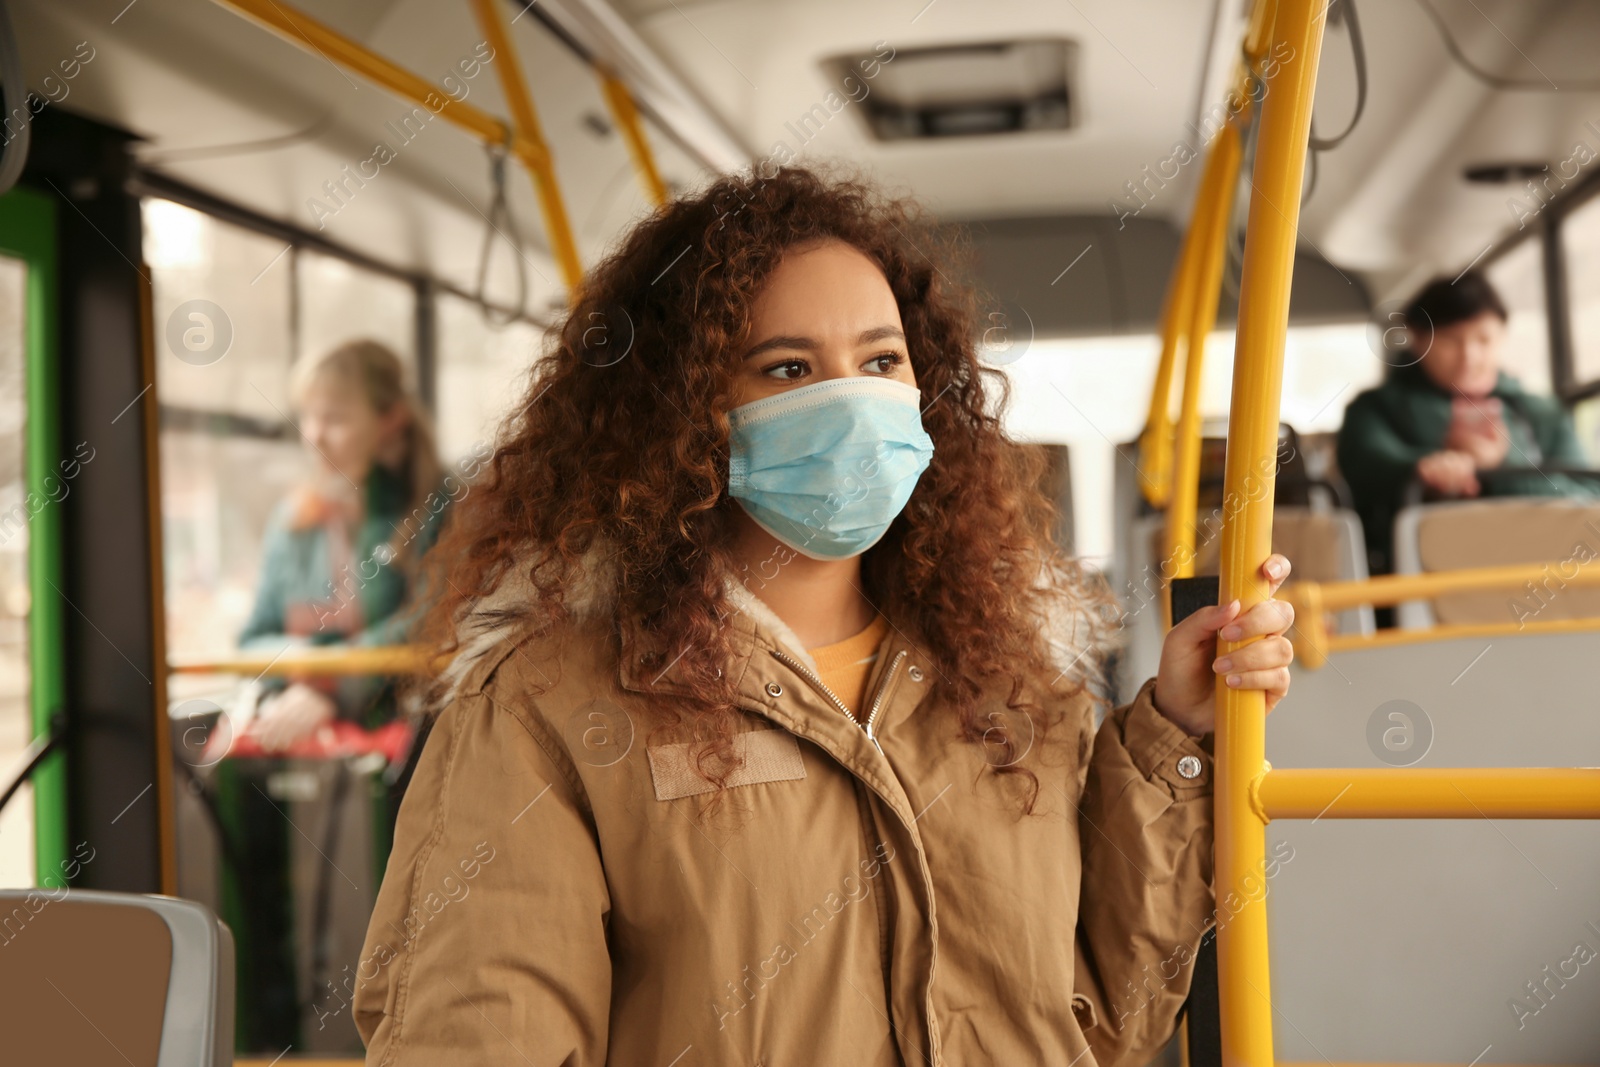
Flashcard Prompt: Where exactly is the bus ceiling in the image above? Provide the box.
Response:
[6,0,1600,316]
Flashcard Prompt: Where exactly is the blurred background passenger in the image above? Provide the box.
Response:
[240,338,446,748]
[227,338,447,1049]
[1337,271,1596,574]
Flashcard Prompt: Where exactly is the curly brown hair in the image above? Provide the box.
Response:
[419,164,1115,807]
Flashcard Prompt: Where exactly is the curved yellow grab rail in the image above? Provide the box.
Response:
[207,0,584,293]
[169,646,438,678]
[1163,116,1245,582]
[1145,0,1267,515]
[1212,0,1326,1060]
[1242,0,1281,62]
[600,69,670,208]
[1137,224,1200,508]
[468,0,585,293]
[1141,0,1274,512]
[209,0,585,292]
[1281,562,1600,668]
[1256,767,1600,821]
[208,0,549,170]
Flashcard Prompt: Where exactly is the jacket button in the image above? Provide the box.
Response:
[765,682,784,698]
[1176,755,1203,780]
[908,665,924,683]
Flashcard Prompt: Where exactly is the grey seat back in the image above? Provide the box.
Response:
[0,890,233,1066]
[1392,498,1600,628]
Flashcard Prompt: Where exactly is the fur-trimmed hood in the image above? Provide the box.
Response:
[432,539,1109,708]
[433,542,826,706]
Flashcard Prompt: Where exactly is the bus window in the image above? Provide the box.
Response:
[1195,324,1380,432]
[1000,333,1158,566]
[1563,192,1600,463]
[297,249,417,371]
[146,199,301,671]
[1000,324,1376,566]
[0,253,29,889]
[146,198,297,426]
[1484,234,1551,395]
[435,291,545,464]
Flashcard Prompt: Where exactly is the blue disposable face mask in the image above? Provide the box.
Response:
[727,376,935,561]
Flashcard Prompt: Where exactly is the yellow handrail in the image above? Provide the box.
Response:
[1242,0,1281,62]
[1319,615,1600,657]
[1140,0,1272,511]
[169,646,437,677]
[1281,562,1600,668]
[1145,0,1267,518]
[1256,767,1600,820]
[1137,239,1196,509]
[1164,115,1245,581]
[207,0,584,293]
[1213,0,1326,1061]
[599,69,670,208]
[207,0,547,168]
[467,0,585,293]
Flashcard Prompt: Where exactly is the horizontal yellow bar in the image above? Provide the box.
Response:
[1257,767,1600,821]
[169,645,435,677]
[1303,560,1600,612]
[1323,614,1600,655]
[208,0,549,171]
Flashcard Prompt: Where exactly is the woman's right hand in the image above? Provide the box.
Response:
[254,682,337,752]
[1417,449,1480,497]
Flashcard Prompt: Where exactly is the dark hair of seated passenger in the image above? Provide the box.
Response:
[1402,270,1508,335]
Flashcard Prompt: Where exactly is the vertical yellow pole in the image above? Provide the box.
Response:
[1215,0,1326,1062]
[136,269,178,896]
[468,0,585,294]
[1165,117,1244,581]
[599,70,670,207]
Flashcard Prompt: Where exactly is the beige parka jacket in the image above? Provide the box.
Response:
[353,560,1217,1066]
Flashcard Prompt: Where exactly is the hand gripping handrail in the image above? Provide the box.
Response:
[1213,0,1327,1059]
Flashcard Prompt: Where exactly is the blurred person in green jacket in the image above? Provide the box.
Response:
[225,338,451,1053]
[1337,271,1596,575]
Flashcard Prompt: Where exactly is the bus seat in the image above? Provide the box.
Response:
[0,890,234,1066]
[1119,505,1374,700]
[1141,506,1374,627]
[1391,499,1600,629]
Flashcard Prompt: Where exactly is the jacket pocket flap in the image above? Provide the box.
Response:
[648,728,805,800]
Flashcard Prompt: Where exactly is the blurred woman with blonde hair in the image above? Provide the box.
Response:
[240,337,446,747]
[229,337,448,1051]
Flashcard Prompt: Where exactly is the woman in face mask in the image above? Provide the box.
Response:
[356,168,1295,1067]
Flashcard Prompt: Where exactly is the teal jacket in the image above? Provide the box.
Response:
[239,463,448,726]
[1336,362,1596,573]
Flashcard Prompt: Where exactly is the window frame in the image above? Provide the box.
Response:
[1476,165,1600,406]
[0,184,68,887]
[131,167,555,435]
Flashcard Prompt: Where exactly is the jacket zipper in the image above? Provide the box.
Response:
[769,647,905,752]
[862,650,907,746]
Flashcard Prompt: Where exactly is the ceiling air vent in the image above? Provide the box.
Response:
[825,38,1076,142]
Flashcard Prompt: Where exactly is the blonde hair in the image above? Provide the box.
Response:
[291,338,445,549]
